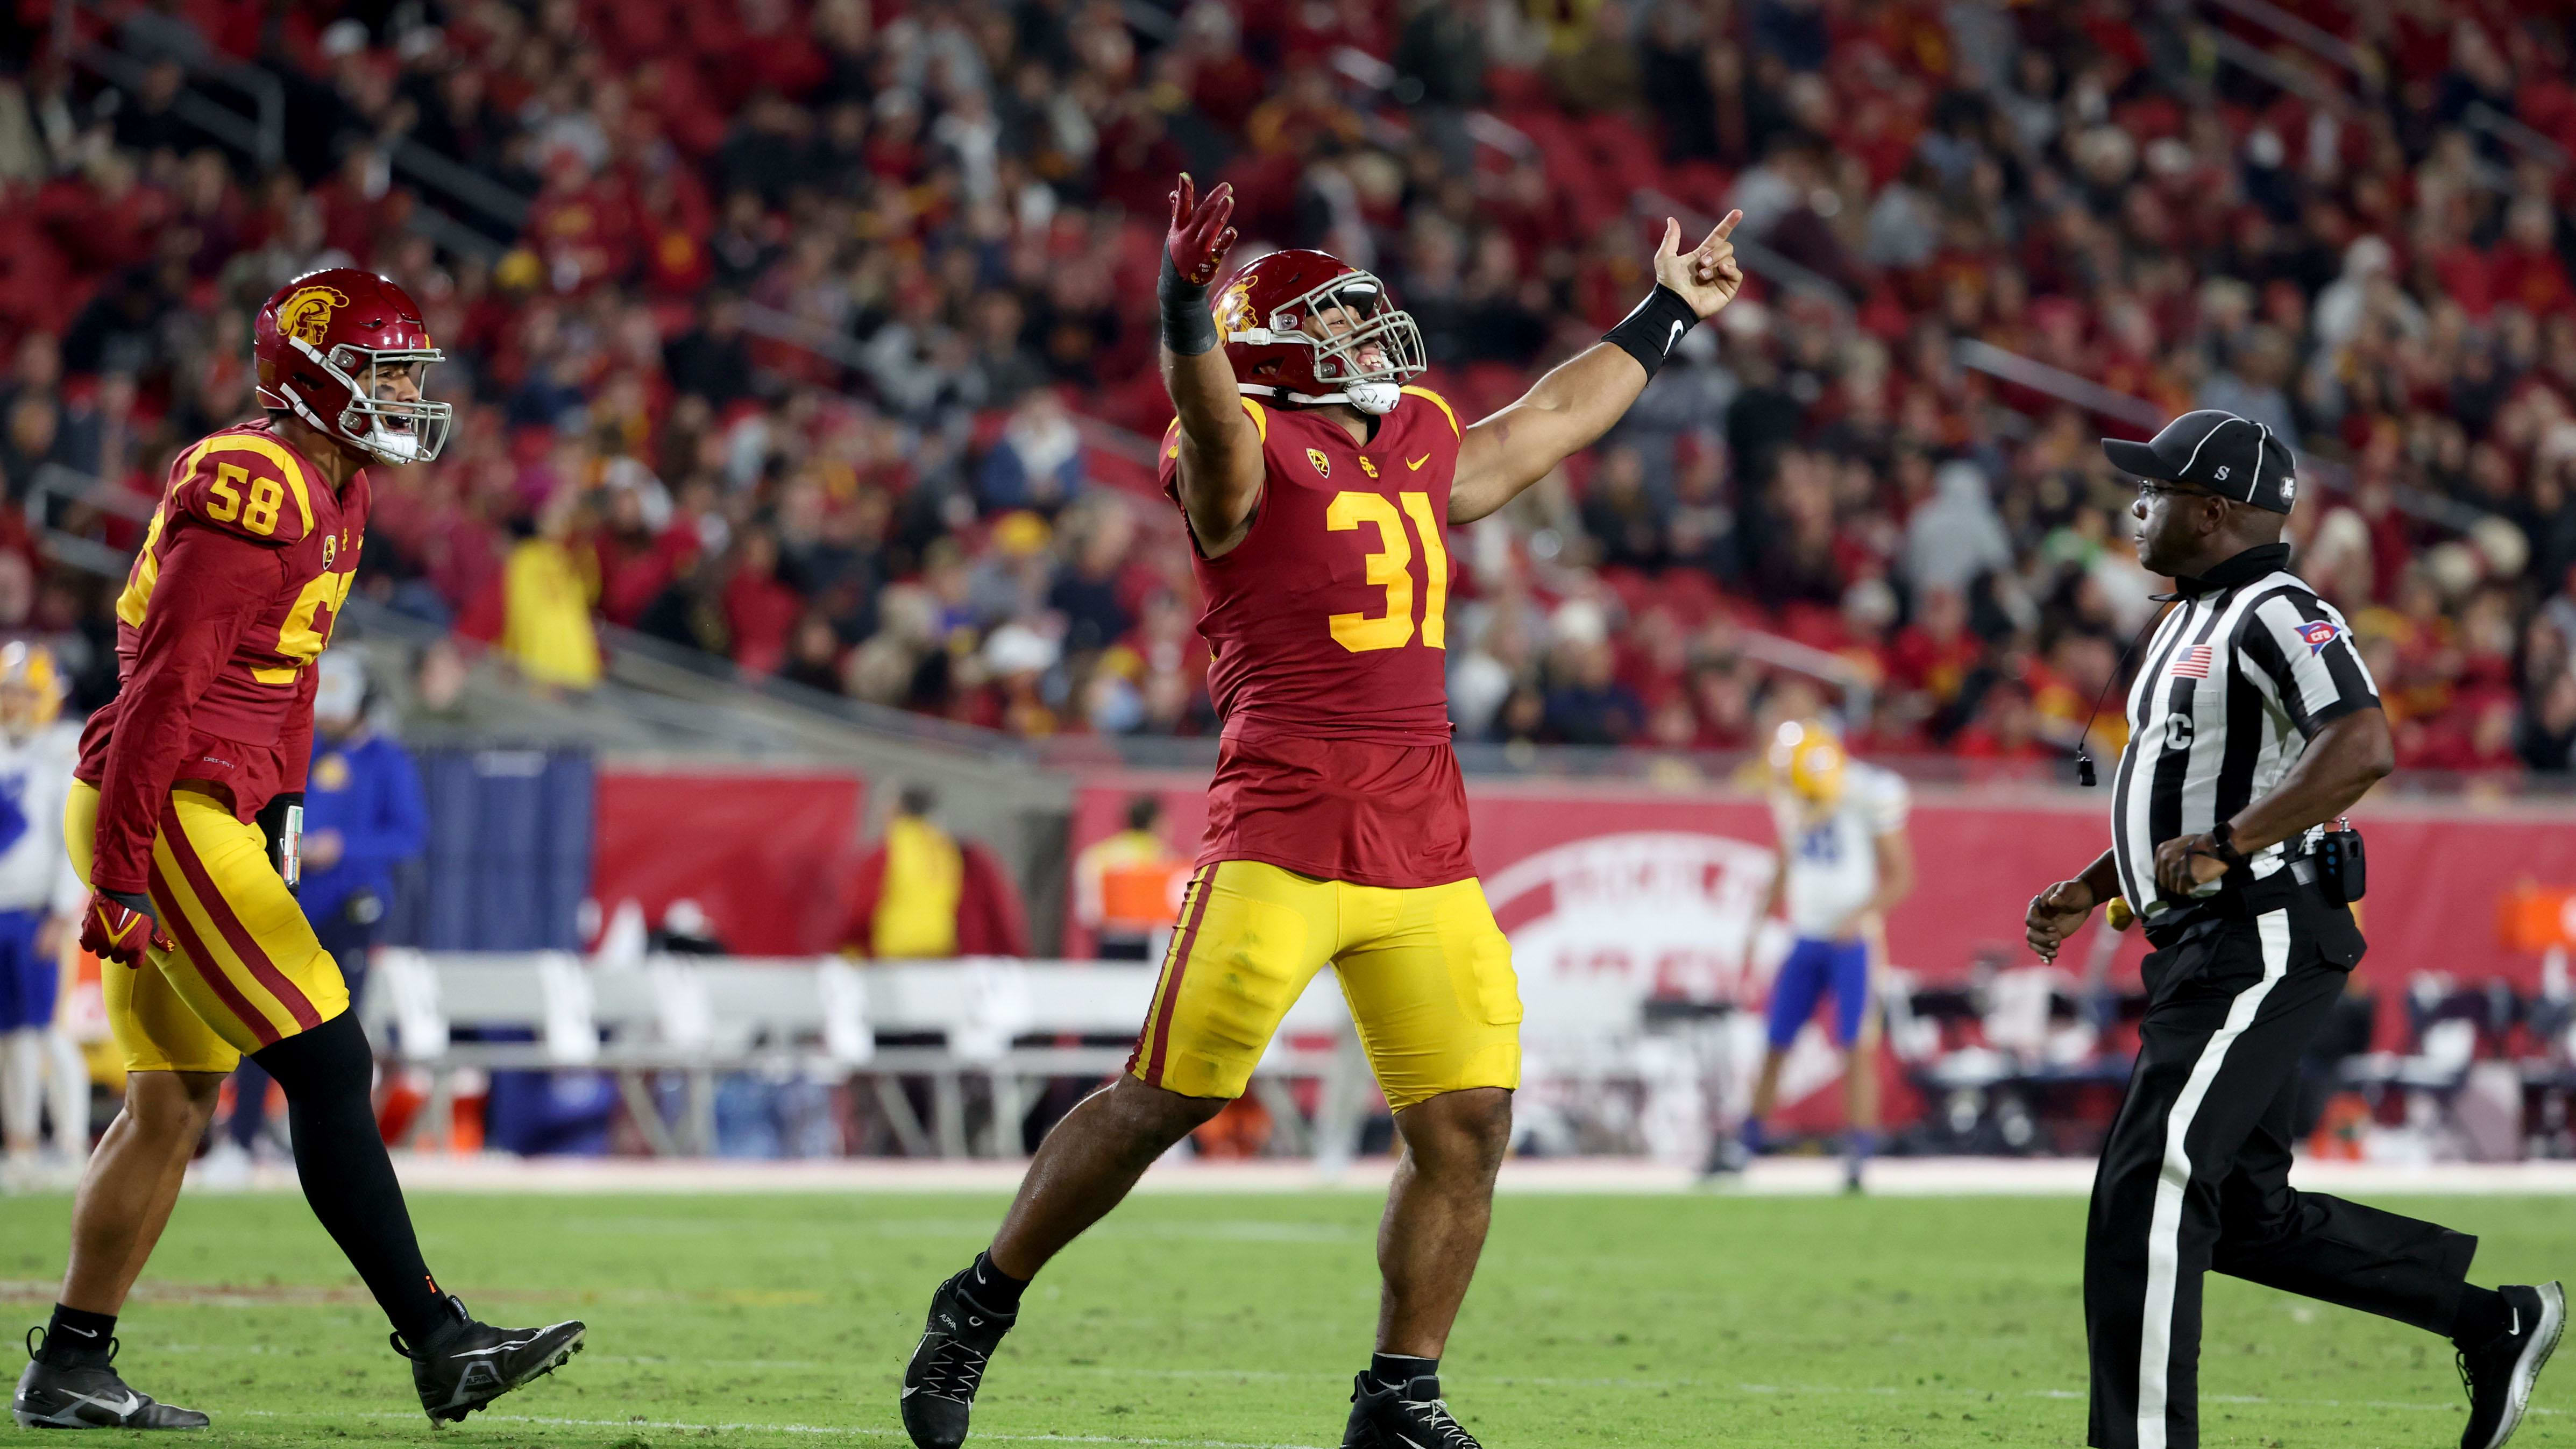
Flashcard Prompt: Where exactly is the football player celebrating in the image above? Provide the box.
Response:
[12,271,583,1431]
[1712,720,1914,1191]
[900,177,1743,1449]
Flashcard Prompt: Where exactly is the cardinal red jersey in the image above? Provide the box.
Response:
[77,422,367,894]
[1160,386,1472,888]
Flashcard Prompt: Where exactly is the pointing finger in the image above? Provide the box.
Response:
[1713,208,1742,240]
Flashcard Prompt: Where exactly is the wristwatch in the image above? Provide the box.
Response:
[2205,821,2249,870]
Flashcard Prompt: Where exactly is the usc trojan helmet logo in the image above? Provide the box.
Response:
[278,285,350,345]
[1213,280,1257,340]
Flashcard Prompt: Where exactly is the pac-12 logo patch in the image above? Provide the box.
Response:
[1305,448,1331,477]
[2296,619,2340,655]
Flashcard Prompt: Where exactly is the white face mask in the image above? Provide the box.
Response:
[287,338,457,464]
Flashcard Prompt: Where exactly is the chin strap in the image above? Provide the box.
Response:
[1239,381,1402,414]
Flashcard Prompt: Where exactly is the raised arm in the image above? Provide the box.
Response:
[1449,211,1744,525]
[1157,174,1265,555]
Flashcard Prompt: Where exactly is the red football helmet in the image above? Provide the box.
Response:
[254,268,452,464]
[1213,249,1425,415]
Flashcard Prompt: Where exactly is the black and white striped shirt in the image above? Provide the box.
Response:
[2109,542,2379,922]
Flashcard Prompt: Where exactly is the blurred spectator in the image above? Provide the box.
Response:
[846,783,1029,959]
[1071,795,1188,961]
[492,504,603,692]
[977,390,1087,514]
[1903,462,2013,598]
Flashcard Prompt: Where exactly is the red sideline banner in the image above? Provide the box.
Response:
[1070,774,2576,1002]
[593,766,868,956]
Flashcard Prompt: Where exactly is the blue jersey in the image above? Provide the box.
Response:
[301,730,427,923]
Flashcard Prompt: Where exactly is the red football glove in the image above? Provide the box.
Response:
[1166,173,1238,287]
[82,887,172,967]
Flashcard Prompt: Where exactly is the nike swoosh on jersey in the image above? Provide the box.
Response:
[1406,455,1428,470]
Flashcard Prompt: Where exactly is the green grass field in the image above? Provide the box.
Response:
[1,1188,2566,1447]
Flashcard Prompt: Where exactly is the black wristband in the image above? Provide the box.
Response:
[2206,821,2248,869]
[1602,284,1700,379]
[1159,253,1219,357]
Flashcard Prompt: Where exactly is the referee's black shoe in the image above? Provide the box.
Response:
[2457,1281,2564,1449]
[390,1296,586,1424]
[900,1267,1016,1449]
[13,1330,209,1429]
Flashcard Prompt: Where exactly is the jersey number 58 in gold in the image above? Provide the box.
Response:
[1326,490,1449,654]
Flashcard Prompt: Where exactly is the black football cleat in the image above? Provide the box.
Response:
[13,1329,209,1429]
[389,1295,585,1425]
[1342,1372,1482,1449]
[900,1267,1017,1449]
[2458,1281,2564,1449]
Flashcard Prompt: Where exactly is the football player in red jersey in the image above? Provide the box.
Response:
[902,179,1743,1448]
[13,271,585,1432]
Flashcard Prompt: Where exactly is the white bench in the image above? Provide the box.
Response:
[363,951,1364,1159]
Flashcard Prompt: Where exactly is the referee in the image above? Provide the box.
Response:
[2024,409,2564,1449]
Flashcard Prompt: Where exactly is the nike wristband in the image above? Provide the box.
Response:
[1602,284,1700,380]
[1158,253,1220,357]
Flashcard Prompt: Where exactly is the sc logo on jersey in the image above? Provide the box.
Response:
[2163,712,2195,750]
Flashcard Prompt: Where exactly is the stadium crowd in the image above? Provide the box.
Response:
[4,0,2576,775]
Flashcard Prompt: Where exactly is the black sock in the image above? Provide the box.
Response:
[1371,1352,1437,1392]
[39,1305,116,1367]
[252,1013,449,1346]
[963,1251,1028,1315]
[2452,1284,2514,1346]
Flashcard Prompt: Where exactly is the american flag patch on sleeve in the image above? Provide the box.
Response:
[2171,645,2214,678]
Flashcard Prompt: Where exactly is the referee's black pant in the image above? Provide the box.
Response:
[2085,882,2477,1449]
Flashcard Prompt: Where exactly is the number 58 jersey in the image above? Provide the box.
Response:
[75,421,366,895]
[1160,387,1473,889]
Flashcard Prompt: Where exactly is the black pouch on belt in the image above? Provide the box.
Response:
[2314,817,2366,906]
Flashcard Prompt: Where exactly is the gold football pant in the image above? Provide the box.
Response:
[1127,860,1521,1111]
[67,781,348,1073]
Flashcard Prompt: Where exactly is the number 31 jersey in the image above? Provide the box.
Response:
[76,421,366,895]
[1160,387,1473,888]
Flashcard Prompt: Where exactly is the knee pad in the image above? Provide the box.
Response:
[250,1010,372,1102]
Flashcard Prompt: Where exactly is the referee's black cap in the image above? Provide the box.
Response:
[2102,410,2298,513]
